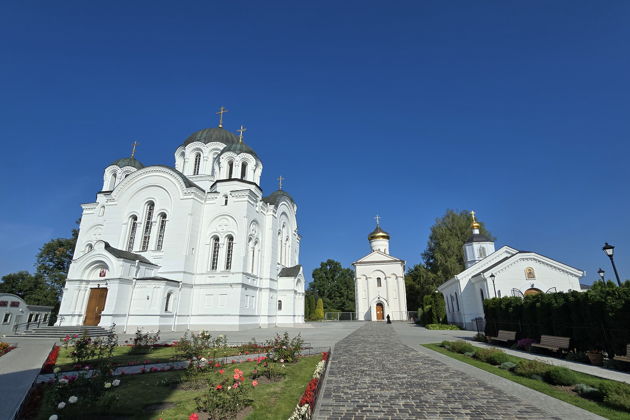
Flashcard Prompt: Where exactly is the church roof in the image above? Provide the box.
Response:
[183,127,240,147]
[110,157,144,169]
[151,165,203,190]
[218,141,259,160]
[466,232,492,243]
[368,226,390,241]
[103,242,157,265]
[262,190,295,206]
[279,264,302,277]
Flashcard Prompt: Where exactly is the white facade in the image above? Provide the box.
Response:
[57,124,305,332]
[438,217,584,330]
[353,225,407,321]
[0,293,53,335]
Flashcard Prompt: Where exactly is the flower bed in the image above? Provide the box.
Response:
[288,351,330,420]
[0,341,16,357]
[41,345,60,374]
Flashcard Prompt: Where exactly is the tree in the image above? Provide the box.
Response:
[0,271,58,306]
[309,259,355,312]
[314,298,325,320]
[35,226,78,296]
[404,264,438,311]
[305,293,316,321]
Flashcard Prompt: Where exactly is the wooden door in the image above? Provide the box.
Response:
[376,303,384,320]
[84,288,108,326]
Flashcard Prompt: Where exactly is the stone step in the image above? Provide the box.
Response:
[6,326,113,338]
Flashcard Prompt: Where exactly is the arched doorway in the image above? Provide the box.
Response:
[375,303,384,321]
[524,288,542,296]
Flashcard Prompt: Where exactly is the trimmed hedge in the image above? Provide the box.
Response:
[483,281,630,356]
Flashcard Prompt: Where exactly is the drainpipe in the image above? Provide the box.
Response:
[172,281,182,331]
[124,260,140,333]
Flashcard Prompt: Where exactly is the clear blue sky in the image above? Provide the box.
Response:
[1,1,629,285]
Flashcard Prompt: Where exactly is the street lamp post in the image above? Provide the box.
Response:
[489,273,497,298]
[597,268,605,283]
[602,243,622,287]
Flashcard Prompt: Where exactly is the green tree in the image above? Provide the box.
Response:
[0,271,58,306]
[305,293,316,321]
[404,264,438,311]
[309,259,355,311]
[314,298,325,320]
[35,226,78,295]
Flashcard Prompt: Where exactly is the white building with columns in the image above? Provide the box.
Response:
[353,222,408,321]
[57,115,305,332]
[438,213,584,330]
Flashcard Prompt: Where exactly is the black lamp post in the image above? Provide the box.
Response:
[489,273,497,298]
[602,243,622,287]
[597,268,605,283]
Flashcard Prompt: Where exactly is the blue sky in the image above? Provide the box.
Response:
[1,1,629,285]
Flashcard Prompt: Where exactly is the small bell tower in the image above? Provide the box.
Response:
[463,211,495,268]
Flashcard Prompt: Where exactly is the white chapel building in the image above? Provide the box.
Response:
[353,222,408,321]
[438,213,584,330]
[57,113,305,332]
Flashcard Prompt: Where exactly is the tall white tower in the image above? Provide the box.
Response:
[463,211,495,268]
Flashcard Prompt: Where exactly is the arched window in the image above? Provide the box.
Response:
[225,235,234,270]
[164,292,173,312]
[155,213,167,251]
[455,293,460,311]
[250,243,256,273]
[278,300,283,311]
[210,236,220,271]
[376,277,382,287]
[126,215,138,251]
[193,152,201,175]
[450,295,455,312]
[227,160,234,178]
[224,195,229,206]
[479,246,487,258]
[85,243,93,254]
[277,232,282,264]
[241,162,248,179]
[108,172,117,190]
[140,201,155,251]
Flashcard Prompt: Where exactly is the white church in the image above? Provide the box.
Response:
[57,109,305,332]
[353,220,408,321]
[438,212,584,330]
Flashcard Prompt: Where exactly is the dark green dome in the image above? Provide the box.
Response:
[110,157,144,169]
[262,190,294,206]
[183,127,239,147]
[218,141,259,160]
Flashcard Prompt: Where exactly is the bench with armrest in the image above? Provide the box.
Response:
[613,344,630,363]
[531,335,570,353]
[487,330,517,344]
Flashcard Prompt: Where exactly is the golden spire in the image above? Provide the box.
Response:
[471,210,481,230]
[131,140,139,158]
[237,125,247,143]
[216,106,229,128]
[277,175,285,190]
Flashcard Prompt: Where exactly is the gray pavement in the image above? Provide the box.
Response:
[0,337,57,420]
[314,322,603,420]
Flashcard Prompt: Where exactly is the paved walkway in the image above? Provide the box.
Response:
[315,323,603,419]
[0,338,57,420]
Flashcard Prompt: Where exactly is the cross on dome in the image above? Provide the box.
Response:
[216,106,229,128]
[374,214,381,226]
[237,125,247,143]
[277,175,285,190]
[131,141,139,158]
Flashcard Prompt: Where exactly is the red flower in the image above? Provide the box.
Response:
[252,380,258,387]
[189,414,199,420]
[214,363,221,368]
[219,369,224,374]
[233,373,240,380]
[216,384,223,390]
[247,358,252,362]
[233,382,239,389]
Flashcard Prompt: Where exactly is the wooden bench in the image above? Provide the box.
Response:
[487,330,517,344]
[613,344,630,363]
[531,335,570,353]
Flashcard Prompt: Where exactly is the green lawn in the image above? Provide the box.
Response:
[39,355,321,420]
[55,346,253,371]
[423,343,630,420]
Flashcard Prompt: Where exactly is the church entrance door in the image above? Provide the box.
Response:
[375,303,384,320]
[84,288,108,326]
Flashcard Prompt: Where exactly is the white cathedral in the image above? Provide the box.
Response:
[57,111,305,332]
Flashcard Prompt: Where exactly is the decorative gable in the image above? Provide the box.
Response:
[354,250,403,265]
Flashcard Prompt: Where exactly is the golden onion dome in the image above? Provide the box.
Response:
[368,226,390,241]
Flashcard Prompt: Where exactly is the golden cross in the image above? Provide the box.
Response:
[277,176,285,190]
[374,214,381,226]
[131,141,139,158]
[470,210,477,223]
[216,106,229,128]
[237,125,247,143]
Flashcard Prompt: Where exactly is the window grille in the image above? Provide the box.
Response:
[210,237,220,271]
[141,202,155,251]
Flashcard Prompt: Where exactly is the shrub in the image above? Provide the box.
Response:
[177,330,222,361]
[474,348,510,365]
[129,329,160,354]
[599,381,630,412]
[565,351,589,363]
[425,324,460,330]
[473,333,487,342]
[266,332,304,363]
[195,367,254,418]
[543,366,578,386]
[500,361,517,370]
[448,341,475,354]
[513,360,552,378]
[464,352,475,357]
[515,338,535,351]
[313,298,324,320]
[574,383,602,400]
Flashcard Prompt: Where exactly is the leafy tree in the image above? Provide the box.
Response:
[404,264,438,311]
[35,225,79,296]
[0,271,58,306]
[305,293,316,321]
[314,298,325,320]
[309,259,355,312]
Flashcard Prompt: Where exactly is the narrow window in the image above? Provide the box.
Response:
[34,313,40,322]
[210,237,220,271]
[155,213,167,251]
[227,160,234,178]
[479,246,487,258]
[193,152,201,175]
[377,277,382,287]
[278,300,283,311]
[480,288,485,305]
[3,313,10,324]
[141,201,155,251]
[241,162,248,179]
[225,235,234,270]
[164,292,173,312]
[450,295,455,312]
[224,195,228,206]
[250,244,256,273]
[109,172,117,190]
[497,290,502,298]
[28,313,33,322]
[43,313,48,322]
[127,215,138,251]
[455,294,460,311]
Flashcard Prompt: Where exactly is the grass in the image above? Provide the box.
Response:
[424,343,630,420]
[424,323,461,330]
[38,355,321,420]
[54,346,253,371]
